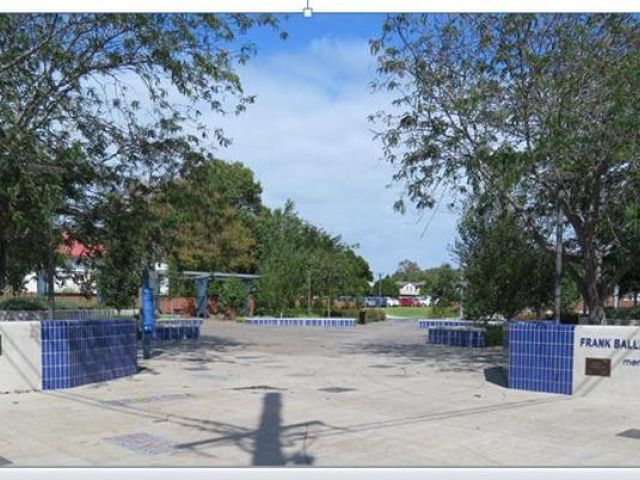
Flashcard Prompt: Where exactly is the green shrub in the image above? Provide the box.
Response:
[0,296,47,311]
[560,311,581,324]
[431,305,460,318]
[605,307,640,321]
[484,325,503,347]
[55,298,98,310]
[219,278,248,319]
[363,308,386,323]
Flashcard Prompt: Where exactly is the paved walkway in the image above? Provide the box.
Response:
[1,319,639,466]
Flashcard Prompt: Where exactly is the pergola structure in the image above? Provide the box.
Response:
[180,271,261,318]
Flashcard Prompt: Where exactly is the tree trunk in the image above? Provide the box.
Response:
[46,242,55,320]
[0,231,6,295]
[46,218,56,320]
[583,244,606,325]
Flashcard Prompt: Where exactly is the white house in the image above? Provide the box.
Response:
[397,281,424,297]
[21,236,169,296]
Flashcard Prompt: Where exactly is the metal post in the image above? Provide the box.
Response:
[141,288,155,360]
[195,277,209,318]
[554,189,565,324]
[378,273,382,299]
[141,270,155,360]
[307,270,311,316]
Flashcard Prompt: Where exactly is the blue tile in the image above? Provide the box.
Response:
[41,319,137,390]
[507,322,574,395]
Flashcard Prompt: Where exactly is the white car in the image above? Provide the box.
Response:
[417,296,431,307]
[385,297,400,307]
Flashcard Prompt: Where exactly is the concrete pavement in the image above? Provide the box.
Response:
[0,319,639,466]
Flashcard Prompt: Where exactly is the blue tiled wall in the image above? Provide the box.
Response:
[427,327,486,347]
[417,319,473,329]
[508,322,575,395]
[244,318,356,328]
[41,319,137,390]
[152,319,202,342]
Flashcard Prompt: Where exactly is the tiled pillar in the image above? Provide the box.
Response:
[507,322,575,394]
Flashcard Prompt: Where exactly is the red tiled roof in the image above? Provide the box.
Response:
[57,232,105,258]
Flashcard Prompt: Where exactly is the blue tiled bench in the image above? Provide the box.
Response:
[41,319,137,390]
[152,319,202,342]
[507,322,575,395]
[427,326,487,347]
[244,318,356,328]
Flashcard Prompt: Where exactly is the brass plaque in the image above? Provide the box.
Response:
[585,358,611,377]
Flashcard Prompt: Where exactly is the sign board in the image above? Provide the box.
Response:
[585,358,611,377]
[573,325,640,398]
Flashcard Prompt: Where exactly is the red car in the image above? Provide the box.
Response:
[399,297,420,307]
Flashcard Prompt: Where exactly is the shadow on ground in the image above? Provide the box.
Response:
[148,334,255,367]
[45,387,568,466]
[340,339,506,374]
[483,366,508,388]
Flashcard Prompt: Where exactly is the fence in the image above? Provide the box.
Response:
[0,309,129,322]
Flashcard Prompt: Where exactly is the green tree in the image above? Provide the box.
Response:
[371,14,640,324]
[423,264,461,309]
[373,275,398,297]
[218,277,248,319]
[254,202,308,315]
[393,259,423,282]
[0,13,282,304]
[455,205,556,320]
[155,155,263,276]
[93,192,149,311]
[254,201,373,315]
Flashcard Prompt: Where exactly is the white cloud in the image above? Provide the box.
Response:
[212,37,459,275]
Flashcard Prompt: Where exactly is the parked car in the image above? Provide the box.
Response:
[364,296,386,308]
[417,296,431,307]
[385,297,400,307]
[399,297,420,307]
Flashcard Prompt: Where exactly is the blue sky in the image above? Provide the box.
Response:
[215,13,459,276]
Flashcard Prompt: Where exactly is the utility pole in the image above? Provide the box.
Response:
[378,273,382,299]
[554,188,565,324]
[307,270,311,316]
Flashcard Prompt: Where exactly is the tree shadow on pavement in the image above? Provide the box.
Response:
[148,334,255,366]
[340,340,507,374]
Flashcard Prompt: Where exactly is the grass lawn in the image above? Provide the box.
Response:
[383,306,460,319]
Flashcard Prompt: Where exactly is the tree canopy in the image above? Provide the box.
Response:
[371,14,640,323]
[0,13,283,306]
[254,201,372,316]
